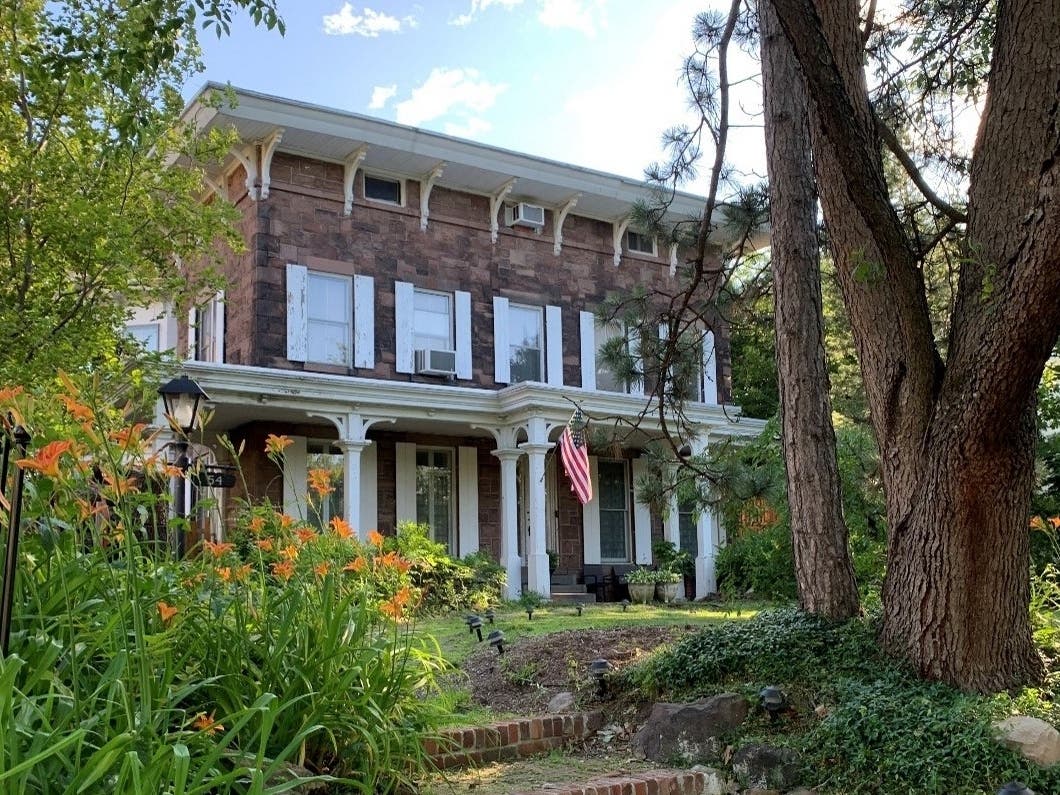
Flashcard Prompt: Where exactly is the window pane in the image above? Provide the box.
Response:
[128,324,159,351]
[598,461,629,561]
[600,510,628,560]
[597,461,627,510]
[595,322,625,393]
[510,346,542,382]
[416,448,454,554]
[307,273,350,364]
[308,320,348,364]
[306,445,343,530]
[365,176,401,203]
[510,305,542,383]
[679,506,697,555]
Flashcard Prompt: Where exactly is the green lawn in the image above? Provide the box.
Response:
[414,600,766,666]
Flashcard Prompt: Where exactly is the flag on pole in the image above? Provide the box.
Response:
[559,409,592,505]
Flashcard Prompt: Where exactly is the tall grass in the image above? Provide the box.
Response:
[0,378,443,793]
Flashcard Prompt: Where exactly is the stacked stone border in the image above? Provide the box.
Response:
[515,769,710,795]
[425,711,603,770]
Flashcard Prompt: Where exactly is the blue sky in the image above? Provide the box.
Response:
[189,1,766,194]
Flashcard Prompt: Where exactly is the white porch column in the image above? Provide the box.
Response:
[492,448,522,600]
[695,508,719,599]
[520,417,553,600]
[336,439,370,541]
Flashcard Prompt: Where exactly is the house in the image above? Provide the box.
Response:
[160,84,765,601]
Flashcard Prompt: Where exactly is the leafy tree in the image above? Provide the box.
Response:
[768,0,1059,691]
[0,0,281,391]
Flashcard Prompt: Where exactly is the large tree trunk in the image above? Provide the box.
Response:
[771,0,1060,690]
[761,0,860,620]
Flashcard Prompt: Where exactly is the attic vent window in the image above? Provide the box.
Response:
[364,175,402,205]
[626,230,656,256]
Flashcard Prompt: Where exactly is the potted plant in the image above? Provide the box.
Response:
[652,540,695,601]
[655,568,683,604]
[625,567,657,604]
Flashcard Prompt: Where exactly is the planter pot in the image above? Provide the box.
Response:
[628,582,655,604]
[656,581,681,604]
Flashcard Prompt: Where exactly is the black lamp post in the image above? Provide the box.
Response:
[620,598,630,612]
[483,608,495,624]
[158,375,209,557]
[575,603,583,617]
[488,629,506,655]
[759,686,786,722]
[469,615,484,642]
[0,422,31,657]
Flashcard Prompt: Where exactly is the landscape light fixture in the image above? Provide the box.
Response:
[759,686,786,722]
[589,658,612,697]
[464,614,479,635]
[484,608,495,624]
[487,629,506,655]
[526,605,534,621]
[575,603,583,617]
[469,615,483,642]
[998,784,1034,795]
[620,599,630,612]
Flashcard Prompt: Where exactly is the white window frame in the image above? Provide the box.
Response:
[508,302,545,384]
[127,323,160,352]
[413,288,454,352]
[594,321,629,394]
[306,271,352,366]
[597,458,631,563]
[363,173,404,206]
[625,230,657,256]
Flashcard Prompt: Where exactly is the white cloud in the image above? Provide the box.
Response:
[394,67,507,127]
[537,0,605,37]
[322,4,409,36]
[368,84,398,110]
[444,117,493,139]
[450,0,524,27]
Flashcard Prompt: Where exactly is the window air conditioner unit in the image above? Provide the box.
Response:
[414,348,457,376]
[506,202,546,229]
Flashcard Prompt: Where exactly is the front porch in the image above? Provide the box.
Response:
[178,362,764,600]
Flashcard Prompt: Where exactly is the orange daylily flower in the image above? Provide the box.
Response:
[330,516,354,539]
[280,544,299,561]
[248,515,266,535]
[236,563,252,580]
[17,440,75,479]
[307,468,335,497]
[59,394,94,424]
[216,566,233,582]
[1031,516,1047,530]
[1050,516,1060,530]
[265,434,294,455]
[295,528,317,544]
[376,550,411,573]
[75,497,109,521]
[157,601,179,624]
[344,557,367,573]
[190,712,224,735]
[367,529,384,548]
[256,538,274,552]
[0,385,24,403]
[380,587,414,620]
[108,423,148,447]
[314,562,331,578]
[271,560,295,581]
[203,540,234,557]
[277,513,295,529]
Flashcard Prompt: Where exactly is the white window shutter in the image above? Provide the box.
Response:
[395,442,417,525]
[545,305,563,386]
[493,296,510,384]
[458,446,479,556]
[702,329,718,404]
[628,325,644,397]
[455,290,472,380]
[579,311,596,390]
[213,290,225,363]
[394,281,415,374]
[631,458,652,564]
[353,274,375,369]
[286,263,308,362]
[186,307,197,361]
[581,456,601,564]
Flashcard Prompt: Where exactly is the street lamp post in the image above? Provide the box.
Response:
[158,375,209,557]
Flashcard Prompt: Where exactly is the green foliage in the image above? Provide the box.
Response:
[385,523,506,614]
[517,590,546,611]
[628,606,1060,793]
[625,566,662,585]
[716,523,797,600]
[652,540,694,578]
[0,379,441,792]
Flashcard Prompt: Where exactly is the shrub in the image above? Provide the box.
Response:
[715,523,798,600]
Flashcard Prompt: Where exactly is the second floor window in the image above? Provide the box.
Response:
[509,303,543,383]
[595,321,628,393]
[307,272,351,365]
[413,290,453,352]
[626,230,656,256]
[128,323,159,352]
[364,174,402,205]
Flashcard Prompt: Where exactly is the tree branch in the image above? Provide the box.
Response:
[876,115,967,223]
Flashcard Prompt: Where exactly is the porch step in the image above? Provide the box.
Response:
[550,573,579,586]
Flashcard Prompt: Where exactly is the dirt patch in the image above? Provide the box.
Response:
[461,625,689,716]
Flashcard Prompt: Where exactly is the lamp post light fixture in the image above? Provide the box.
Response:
[464,614,479,635]
[575,603,583,617]
[620,599,630,612]
[998,783,1035,795]
[589,658,612,697]
[526,605,534,621]
[484,608,495,624]
[469,615,484,642]
[157,375,209,558]
[487,629,506,656]
[759,686,786,722]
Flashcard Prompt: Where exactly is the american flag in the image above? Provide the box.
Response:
[559,409,592,505]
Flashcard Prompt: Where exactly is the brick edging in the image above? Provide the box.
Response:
[515,768,708,795]
[425,711,603,770]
